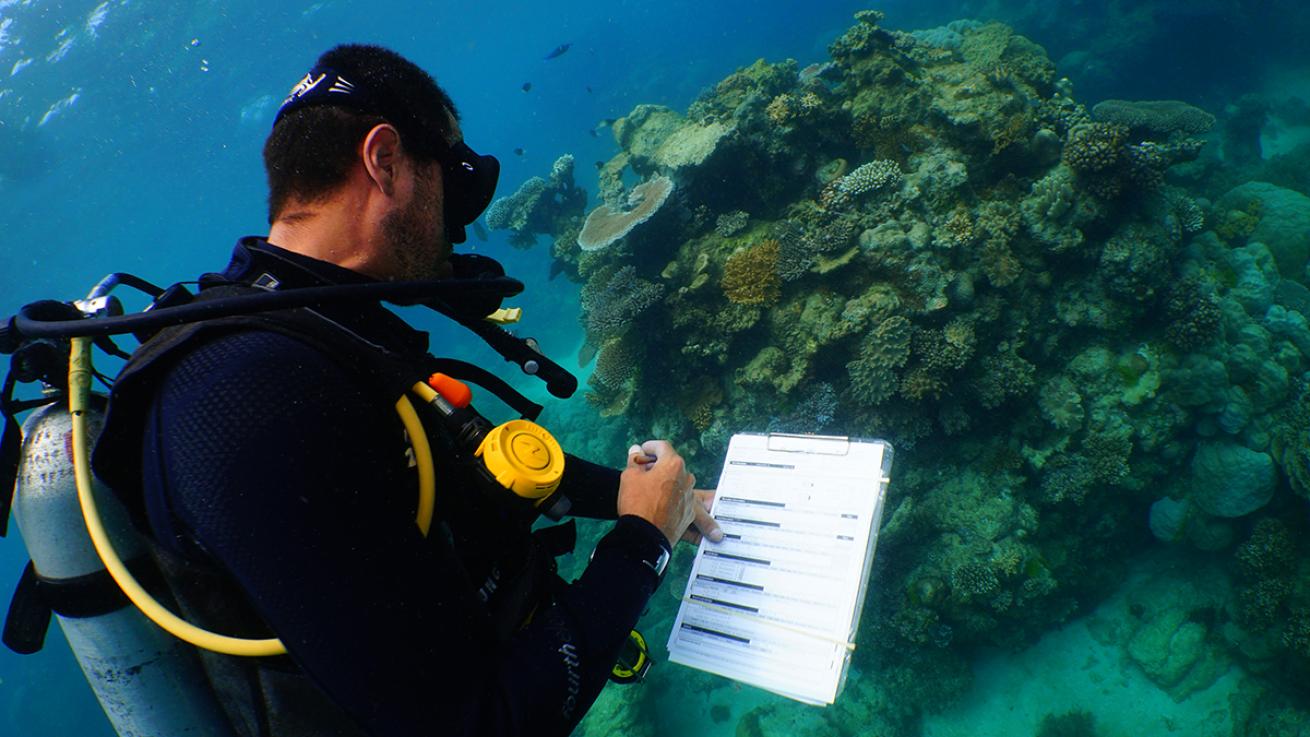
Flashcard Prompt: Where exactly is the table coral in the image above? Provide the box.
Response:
[1091,99,1216,138]
[576,175,675,252]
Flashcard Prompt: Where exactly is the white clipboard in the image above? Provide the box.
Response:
[666,432,893,706]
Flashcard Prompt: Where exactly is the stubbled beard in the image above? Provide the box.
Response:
[383,171,449,280]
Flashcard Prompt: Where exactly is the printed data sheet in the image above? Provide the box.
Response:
[666,433,892,706]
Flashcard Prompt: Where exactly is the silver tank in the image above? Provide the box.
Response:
[13,401,236,737]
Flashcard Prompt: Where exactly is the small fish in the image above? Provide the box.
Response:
[521,82,532,93]
[543,43,572,60]
[594,161,605,169]
[589,129,598,138]
[513,147,525,156]
[585,85,593,93]
[597,118,616,128]
[471,220,488,242]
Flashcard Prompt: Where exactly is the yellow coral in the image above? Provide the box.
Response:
[766,94,796,125]
[991,112,1030,154]
[721,240,782,306]
[679,381,724,432]
[1214,199,1263,244]
[943,317,976,352]
[900,366,946,401]
[941,208,976,248]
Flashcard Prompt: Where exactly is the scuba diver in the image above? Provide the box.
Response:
[0,44,721,737]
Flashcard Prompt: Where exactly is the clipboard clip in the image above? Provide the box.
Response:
[765,432,852,456]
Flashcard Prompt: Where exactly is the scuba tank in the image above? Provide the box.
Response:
[8,401,236,737]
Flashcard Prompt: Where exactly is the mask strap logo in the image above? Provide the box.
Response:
[283,72,326,107]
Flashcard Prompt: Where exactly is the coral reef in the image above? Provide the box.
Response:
[550,8,1310,733]
[484,154,588,248]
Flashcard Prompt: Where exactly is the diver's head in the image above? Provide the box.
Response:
[263,45,499,279]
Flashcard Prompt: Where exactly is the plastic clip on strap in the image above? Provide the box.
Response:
[2,555,164,655]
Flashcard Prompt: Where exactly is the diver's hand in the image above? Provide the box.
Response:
[617,440,697,548]
[681,489,723,545]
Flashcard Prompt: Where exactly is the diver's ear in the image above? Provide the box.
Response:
[361,123,403,197]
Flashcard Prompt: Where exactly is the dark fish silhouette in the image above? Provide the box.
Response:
[586,85,593,93]
[543,43,571,60]
[589,129,598,138]
[471,220,488,242]
[513,147,525,156]
[521,82,532,92]
[594,161,605,169]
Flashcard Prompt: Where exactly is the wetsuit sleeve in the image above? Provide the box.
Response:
[558,454,620,519]
[143,330,665,737]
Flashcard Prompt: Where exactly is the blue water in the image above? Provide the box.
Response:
[1,1,1308,735]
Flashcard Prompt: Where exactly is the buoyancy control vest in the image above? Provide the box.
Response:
[90,281,577,737]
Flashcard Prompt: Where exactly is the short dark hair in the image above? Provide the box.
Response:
[262,44,460,223]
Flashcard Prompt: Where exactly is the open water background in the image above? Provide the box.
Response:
[0,1,1306,735]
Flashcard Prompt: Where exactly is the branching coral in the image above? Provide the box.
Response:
[1063,122,1131,199]
[1163,278,1222,351]
[581,265,665,341]
[1237,519,1295,578]
[914,323,976,375]
[900,366,947,401]
[950,562,1001,598]
[821,159,902,210]
[1284,610,1310,660]
[1063,122,1127,174]
[974,351,1036,409]
[485,154,588,248]
[714,210,749,237]
[1041,456,1097,504]
[1100,221,1179,301]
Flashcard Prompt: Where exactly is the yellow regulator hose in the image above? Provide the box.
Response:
[69,337,438,657]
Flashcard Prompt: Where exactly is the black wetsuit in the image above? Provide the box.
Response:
[103,239,670,737]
